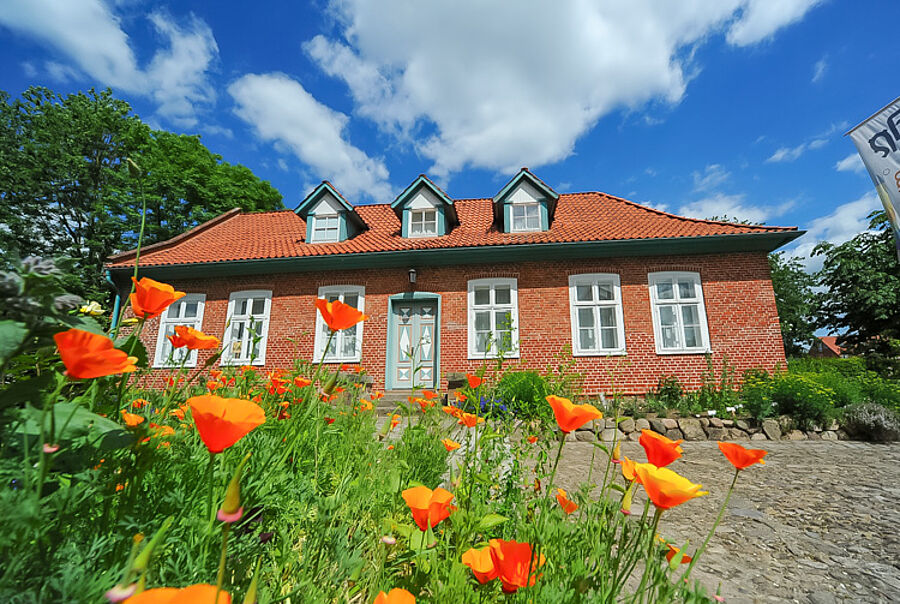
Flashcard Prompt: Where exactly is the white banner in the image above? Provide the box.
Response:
[848,96,900,255]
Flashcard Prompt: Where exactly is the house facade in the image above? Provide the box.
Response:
[105,169,803,395]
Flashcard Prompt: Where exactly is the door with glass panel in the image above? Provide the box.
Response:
[391,302,437,389]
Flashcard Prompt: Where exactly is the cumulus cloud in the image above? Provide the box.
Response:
[228,73,392,203]
[835,153,866,174]
[308,0,822,179]
[678,192,793,224]
[0,0,217,127]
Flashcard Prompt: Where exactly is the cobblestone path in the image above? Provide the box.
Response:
[553,440,900,603]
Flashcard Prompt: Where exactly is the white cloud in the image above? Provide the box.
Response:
[835,153,866,174]
[228,73,392,203]
[692,164,730,192]
[678,192,792,224]
[0,1,217,127]
[787,191,882,271]
[308,0,821,179]
[726,0,822,46]
[812,56,827,83]
[766,138,828,162]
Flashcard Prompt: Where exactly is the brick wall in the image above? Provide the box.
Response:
[131,251,786,395]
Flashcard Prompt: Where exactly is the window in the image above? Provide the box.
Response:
[153,294,206,367]
[568,274,625,355]
[467,278,519,358]
[511,203,541,232]
[222,290,272,365]
[648,272,711,354]
[311,215,339,242]
[315,286,365,362]
[409,208,438,237]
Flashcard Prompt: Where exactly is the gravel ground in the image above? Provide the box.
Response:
[553,440,900,604]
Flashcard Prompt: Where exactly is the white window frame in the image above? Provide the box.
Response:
[221,290,272,366]
[568,274,626,356]
[467,278,520,359]
[153,294,206,368]
[510,202,541,232]
[311,214,339,243]
[409,208,439,237]
[648,272,711,355]
[314,285,365,363]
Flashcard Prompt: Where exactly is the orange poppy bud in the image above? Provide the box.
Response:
[546,395,602,433]
[389,414,401,430]
[314,298,368,331]
[401,485,456,531]
[54,329,138,380]
[458,413,484,428]
[372,588,415,604]
[611,442,621,464]
[555,488,578,515]
[717,441,767,470]
[188,394,266,454]
[166,325,220,350]
[218,452,251,523]
[488,539,545,593]
[121,410,145,427]
[633,463,708,511]
[620,481,636,515]
[462,546,499,584]
[638,430,683,468]
[441,438,461,452]
[129,277,186,320]
[465,374,483,388]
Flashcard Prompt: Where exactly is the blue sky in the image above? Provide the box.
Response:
[1,0,898,269]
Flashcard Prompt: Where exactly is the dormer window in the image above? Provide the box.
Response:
[511,202,541,232]
[311,215,339,242]
[410,209,438,237]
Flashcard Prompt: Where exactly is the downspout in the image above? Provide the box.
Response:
[105,270,122,330]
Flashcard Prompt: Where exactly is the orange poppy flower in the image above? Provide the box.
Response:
[462,546,499,584]
[129,277,186,320]
[717,441,767,470]
[358,399,374,411]
[442,438,461,452]
[372,391,384,400]
[453,391,467,402]
[633,463,708,510]
[401,485,456,531]
[621,456,638,482]
[441,405,464,419]
[123,583,230,603]
[170,405,188,420]
[458,412,485,428]
[206,380,221,392]
[665,543,692,565]
[188,394,266,454]
[314,298,369,331]
[639,429,683,468]
[555,488,578,515]
[422,390,440,400]
[389,414,401,430]
[54,329,138,379]
[526,435,538,444]
[121,410,145,427]
[131,398,149,409]
[372,588,415,604]
[488,539,545,593]
[546,395,602,433]
[466,374,483,388]
[294,377,311,388]
[167,325,220,350]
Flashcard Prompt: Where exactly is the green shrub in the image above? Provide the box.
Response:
[740,369,775,420]
[841,402,900,441]
[494,370,553,421]
[770,373,835,429]
[696,355,739,414]
[649,375,684,409]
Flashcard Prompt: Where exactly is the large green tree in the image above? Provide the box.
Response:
[814,210,900,372]
[769,251,818,356]
[0,87,283,299]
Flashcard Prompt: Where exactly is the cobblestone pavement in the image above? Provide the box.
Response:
[553,440,900,604]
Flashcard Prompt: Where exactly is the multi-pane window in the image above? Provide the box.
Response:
[467,278,519,358]
[568,274,625,355]
[315,286,365,362]
[409,209,438,237]
[311,215,339,242]
[153,294,206,367]
[648,272,711,354]
[222,290,271,365]
[511,203,541,232]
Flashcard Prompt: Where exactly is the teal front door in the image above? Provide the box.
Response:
[390,301,437,389]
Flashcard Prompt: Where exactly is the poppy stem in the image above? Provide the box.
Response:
[682,467,740,581]
[634,507,663,603]
[546,432,567,493]
[205,451,216,529]
[216,522,231,599]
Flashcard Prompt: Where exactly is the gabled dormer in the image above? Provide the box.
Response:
[296,181,367,243]
[493,168,559,233]
[391,175,458,238]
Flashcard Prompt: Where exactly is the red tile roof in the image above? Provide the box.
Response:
[818,336,843,356]
[106,191,798,269]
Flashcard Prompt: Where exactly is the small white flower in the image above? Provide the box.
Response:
[725,406,736,413]
[707,410,716,417]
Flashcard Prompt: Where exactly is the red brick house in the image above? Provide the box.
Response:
[808,336,844,358]
[105,169,802,395]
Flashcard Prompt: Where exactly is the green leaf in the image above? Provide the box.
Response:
[0,372,53,412]
[115,334,148,368]
[476,513,508,532]
[16,402,132,446]
[0,320,29,364]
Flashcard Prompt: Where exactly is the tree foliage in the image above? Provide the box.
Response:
[768,251,818,356]
[814,210,900,373]
[0,87,283,299]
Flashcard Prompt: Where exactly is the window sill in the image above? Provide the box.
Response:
[572,350,627,357]
[654,348,712,356]
[220,358,267,367]
[153,362,198,369]
[467,352,520,360]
